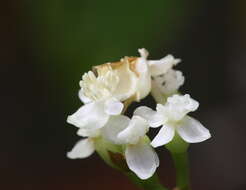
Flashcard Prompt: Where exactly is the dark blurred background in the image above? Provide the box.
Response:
[1,0,246,189]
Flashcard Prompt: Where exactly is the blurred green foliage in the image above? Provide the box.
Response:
[23,0,189,107]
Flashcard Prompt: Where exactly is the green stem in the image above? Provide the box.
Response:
[170,151,190,190]
[125,172,169,190]
[165,134,190,190]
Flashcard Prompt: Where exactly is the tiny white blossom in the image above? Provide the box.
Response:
[134,94,211,148]
[101,115,159,180]
[151,69,185,103]
[136,48,181,100]
[67,98,124,130]
[68,65,129,130]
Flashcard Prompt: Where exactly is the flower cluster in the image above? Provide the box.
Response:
[67,49,211,180]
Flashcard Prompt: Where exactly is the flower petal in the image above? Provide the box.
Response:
[67,138,95,159]
[148,54,181,76]
[78,89,92,104]
[101,115,130,144]
[104,98,124,115]
[156,103,168,115]
[67,101,109,130]
[138,48,149,59]
[125,140,159,180]
[151,79,166,104]
[134,106,164,128]
[176,116,211,143]
[77,128,100,138]
[117,116,149,145]
[111,59,139,101]
[79,69,119,101]
[135,59,152,101]
[151,124,175,148]
[151,69,184,96]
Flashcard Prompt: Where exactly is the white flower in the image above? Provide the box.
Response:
[78,49,181,103]
[67,98,124,130]
[90,54,151,102]
[151,69,185,103]
[101,115,159,180]
[135,48,181,101]
[134,94,211,148]
[136,48,182,103]
[69,64,133,131]
[81,62,138,102]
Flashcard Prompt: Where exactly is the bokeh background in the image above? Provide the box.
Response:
[2,0,246,189]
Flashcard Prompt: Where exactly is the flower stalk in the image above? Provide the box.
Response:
[170,151,190,190]
[166,134,190,190]
[125,172,169,190]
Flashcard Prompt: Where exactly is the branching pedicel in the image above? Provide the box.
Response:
[66,49,211,190]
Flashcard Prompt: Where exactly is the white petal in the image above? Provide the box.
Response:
[138,48,149,59]
[67,101,109,130]
[104,98,124,115]
[156,103,167,114]
[67,138,95,159]
[148,54,181,76]
[77,128,100,138]
[111,60,139,101]
[125,140,159,180]
[79,70,119,101]
[156,104,169,122]
[151,69,184,96]
[78,89,92,104]
[134,49,151,101]
[176,116,211,143]
[134,59,151,101]
[134,106,164,128]
[151,79,166,104]
[151,125,175,148]
[118,116,149,145]
[101,115,130,144]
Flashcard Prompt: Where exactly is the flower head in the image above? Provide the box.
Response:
[79,49,181,103]
[66,48,211,182]
[101,115,159,180]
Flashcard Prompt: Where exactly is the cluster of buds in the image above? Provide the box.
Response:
[67,49,211,180]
